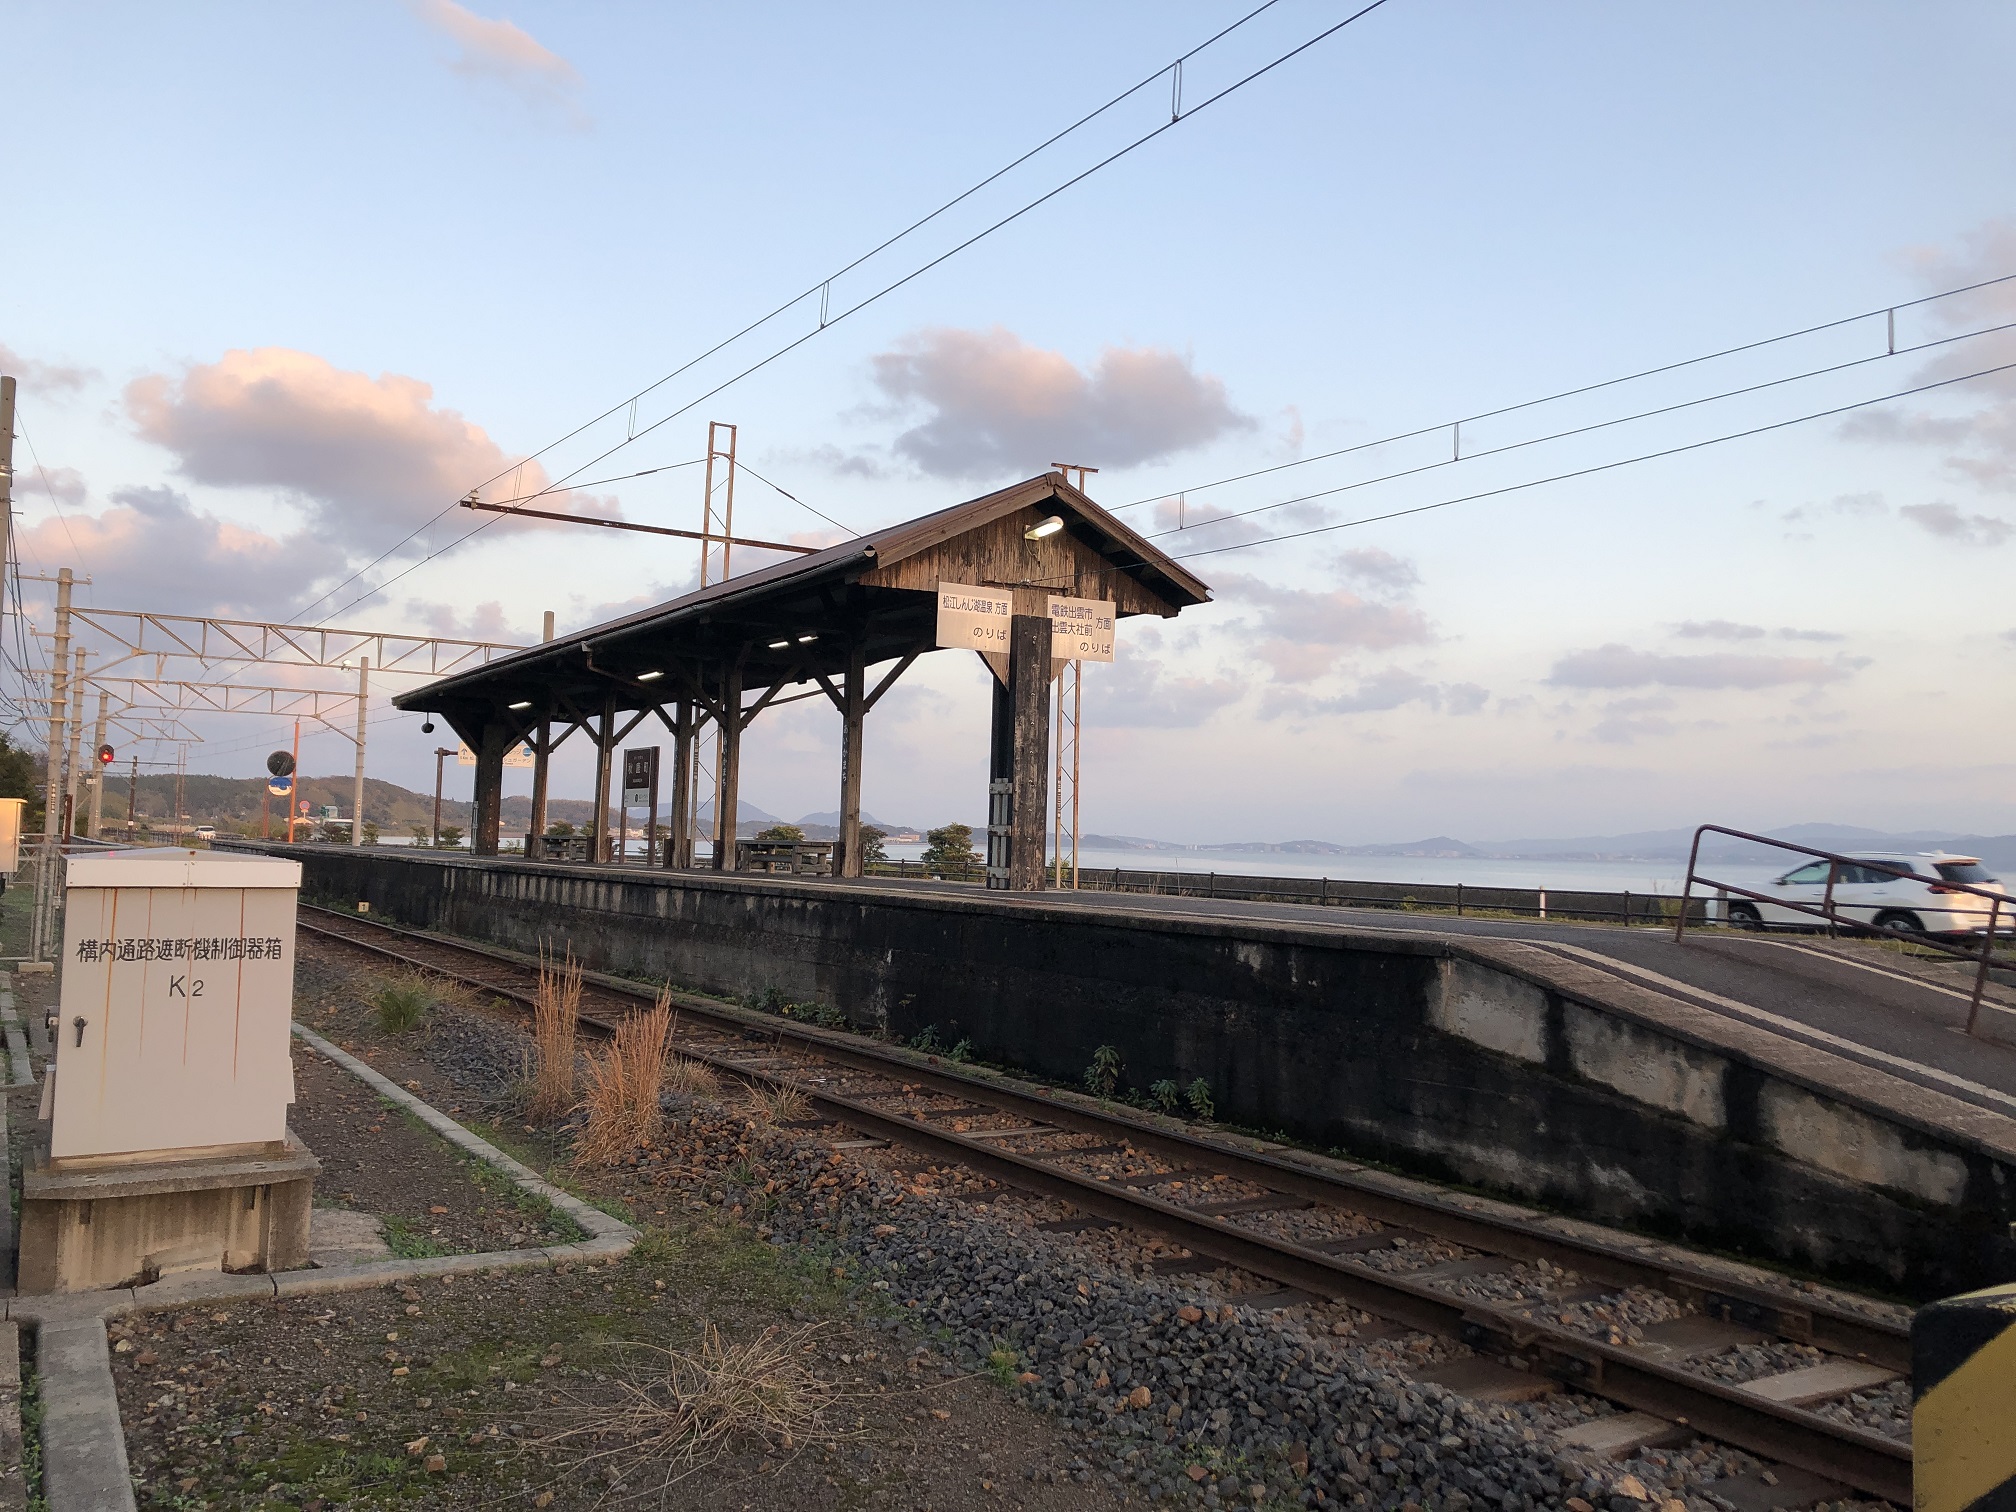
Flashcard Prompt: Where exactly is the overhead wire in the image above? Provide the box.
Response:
[1141,314,2016,542]
[1118,268,2016,512]
[303,0,1398,623]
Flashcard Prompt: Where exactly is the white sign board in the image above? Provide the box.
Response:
[936,582,1013,652]
[53,848,302,1159]
[0,796,26,875]
[1047,596,1116,662]
[458,743,536,768]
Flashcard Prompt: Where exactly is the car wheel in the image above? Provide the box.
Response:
[1727,903,1763,930]
[1874,910,1924,935]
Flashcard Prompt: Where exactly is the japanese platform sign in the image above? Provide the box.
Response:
[622,746,660,809]
[1046,596,1116,662]
[459,742,537,768]
[935,582,1013,651]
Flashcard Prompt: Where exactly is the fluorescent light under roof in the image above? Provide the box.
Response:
[508,700,532,710]
[1024,515,1065,540]
[636,670,664,682]
[796,633,817,643]
[768,639,790,649]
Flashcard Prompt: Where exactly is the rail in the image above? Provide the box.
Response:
[1676,822,2010,1034]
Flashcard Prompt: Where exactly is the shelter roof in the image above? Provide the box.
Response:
[394,471,1209,727]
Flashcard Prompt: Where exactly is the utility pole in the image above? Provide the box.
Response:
[86,688,110,838]
[351,657,369,845]
[127,756,139,835]
[32,566,74,961]
[432,746,455,848]
[0,376,15,631]
[64,647,88,836]
[693,423,738,862]
[285,719,300,843]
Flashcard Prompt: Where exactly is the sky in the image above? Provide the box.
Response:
[4,0,2015,845]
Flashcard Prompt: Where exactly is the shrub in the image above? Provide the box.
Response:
[921,823,981,877]
[858,825,888,864]
[1149,1079,1180,1114]
[754,823,804,844]
[575,996,674,1166]
[1184,1078,1215,1121]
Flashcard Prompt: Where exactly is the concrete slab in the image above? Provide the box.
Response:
[307,1208,392,1267]
[1555,1410,1690,1458]
[1735,1359,1899,1406]
[36,1318,136,1512]
[1627,1315,1764,1363]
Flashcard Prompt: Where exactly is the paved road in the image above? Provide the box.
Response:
[991,884,2016,1121]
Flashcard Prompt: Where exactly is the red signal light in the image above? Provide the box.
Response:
[96,743,115,765]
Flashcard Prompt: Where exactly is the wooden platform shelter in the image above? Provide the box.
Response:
[393,471,1211,889]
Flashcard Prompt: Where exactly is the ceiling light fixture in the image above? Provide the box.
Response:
[1025,515,1065,540]
[636,670,664,682]
[796,633,817,643]
[508,700,532,710]
[768,639,790,649]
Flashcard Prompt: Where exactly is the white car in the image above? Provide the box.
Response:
[193,825,218,842]
[1727,851,2008,937]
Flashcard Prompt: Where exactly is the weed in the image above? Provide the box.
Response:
[1083,1044,1123,1099]
[664,1051,722,1100]
[541,1323,842,1483]
[743,1083,813,1126]
[575,996,675,1167]
[368,972,434,1034]
[948,1038,973,1064]
[380,1215,450,1259]
[528,946,583,1124]
[1184,1078,1215,1120]
[1149,1078,1181,1114]
[986,1346,1019,1386]
[909,1025,943,1054]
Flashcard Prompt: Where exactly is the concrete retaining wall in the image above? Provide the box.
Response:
[280,847,2016,1298]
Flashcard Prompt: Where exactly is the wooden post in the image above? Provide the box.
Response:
[472,722,507,855]
[713,659,744,872]
[836,639,866,878]
[667,701,694,868]
[527,721,550,859]
[986,615,1051,891]
[590,700,615,863]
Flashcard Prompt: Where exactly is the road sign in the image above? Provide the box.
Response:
[622,747,659,809]
[267,774,293,798]
[1047,596,1116,662]
[298,800,312,816]
[936,582,1012,651]
[266,750,296,778]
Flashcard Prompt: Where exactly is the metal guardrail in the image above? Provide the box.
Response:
[1675,823,2010,1035]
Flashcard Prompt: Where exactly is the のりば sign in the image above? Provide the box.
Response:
[935,583,1012,650]
[1047,596,1116,662]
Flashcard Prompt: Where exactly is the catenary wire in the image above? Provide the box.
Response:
[1118,268,2016,511]
[1142,315,2016,540]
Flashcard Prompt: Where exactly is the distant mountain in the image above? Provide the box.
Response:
[796,811,916,832]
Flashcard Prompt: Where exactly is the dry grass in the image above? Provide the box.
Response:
[574,996,675,1166]
[663,1045,722,1100]
[527,947,583,1124]
[542,1324,842,1493]
[741,1081,813,1126]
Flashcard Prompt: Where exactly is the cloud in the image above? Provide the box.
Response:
[401,598,528,643]
[1265,670,1488,719]
[1899,501,2012,546]
[0,341,96,396]
[16,485,301,617]
[124,347,580,556]
[1675,619,1765,641]
[1776,627,1845,642]
[868,326,1253,480]
[1546,643,1859,690]
[21,464,86,509]
[1336,547,1419,594]
[410,0,586,122]
[1217,573,1433,683]
[1094,656,1243,728]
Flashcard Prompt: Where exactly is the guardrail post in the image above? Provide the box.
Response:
[1968,896,2001,1038]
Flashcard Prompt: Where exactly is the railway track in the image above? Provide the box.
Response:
[298,904,1914,1503]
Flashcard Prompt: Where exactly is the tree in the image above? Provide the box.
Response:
[921,823,980,877]
[858,825,888,865]
[0,734,44,829]
[409,824,431,846]
[755,823,804,844]
[545,820,575,838]
[361,820,380,845]
[437,825,464,849]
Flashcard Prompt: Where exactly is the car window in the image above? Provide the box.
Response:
[1781,862,1832,884]
[1936,861,1994,884]
[1851,860,1917,884]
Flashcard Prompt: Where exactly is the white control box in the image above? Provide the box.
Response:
[0,796,23,875]
[52,848,301,1161]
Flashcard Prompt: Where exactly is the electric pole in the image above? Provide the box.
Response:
[351,656,368,845]
[32,566,74,960]
[87,688,109,838]
[432,746,455,848]
[0,375,15,632]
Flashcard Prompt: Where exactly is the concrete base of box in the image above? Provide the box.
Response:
[17,1133,319,1294]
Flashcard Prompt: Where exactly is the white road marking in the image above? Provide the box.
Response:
[1512,939,2016,1118]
